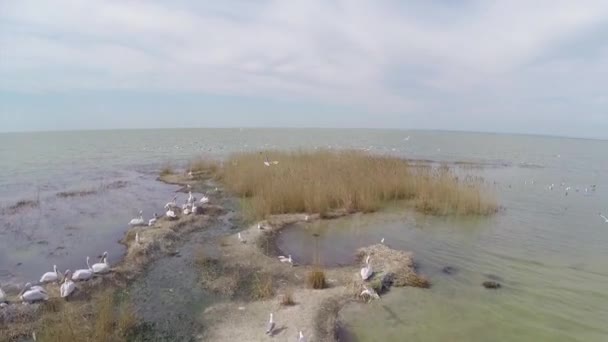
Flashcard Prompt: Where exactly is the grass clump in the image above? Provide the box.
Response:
[279,289,296,306]
[215,150,497,219]
[160,163,174,177]
[307,268,327,289]
[251,273,274,300]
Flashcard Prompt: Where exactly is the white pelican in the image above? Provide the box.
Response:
[187,191,195,204]
[72,257,94,281]
[278,255,293,265]
[20,283,48,303]
[257,223,264,230]
[191,203,199,215]
[381,238,385,244]
[238,232,246,243]
[360,286,380,300]
[135,232,141,244]
[0,284,6,303]
[199,195,209,204]
[183,206,191,215]
[91,252,110,274]
[148,213,158,226]
[304,215,309,222]
[164,196,178,210]
[166,208,177,219]
[360,256,373,281]
[265,313,275,335]
[129,211,145,226]
[40,265,61,283]
[60,270,76,299]
[600,213,608,223]
[298,331,306,342]
[264,155,279,166]
[188,170,193,179]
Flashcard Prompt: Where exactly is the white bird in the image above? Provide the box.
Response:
[0,284,6,303]
[135,232,141,244]
[183,206,191,215]
[164,196,178,210]
[298,331,306,342]
[360,286,380,300]
[187,191,195,204]
[304,215,310,222]
[148,213,158,226]
[129,210,145,226]
[278,255,293,265]
[60,270,76,299]
[20,283,48,303]
[257,223,264,230]
[404,136,410,141]
[72,257,94,281]
[199,195,209,204]
[91,252,110,274]
[380,237,385,244]
[187,170,193,179]
[166,208,177,219]
[40,265,61,283]
[265,313,275,335]
[600,213,608,223]
[360,256,373,281]
[238,232,246,243]
[548,184,554,190]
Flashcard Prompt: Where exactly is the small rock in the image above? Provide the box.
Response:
[482,281,501,289]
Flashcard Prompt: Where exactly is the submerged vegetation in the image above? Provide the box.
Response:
[209,150,497,219]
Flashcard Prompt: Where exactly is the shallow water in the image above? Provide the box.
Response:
[1,128,607,341]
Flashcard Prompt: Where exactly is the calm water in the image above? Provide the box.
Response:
[1,128,607,341]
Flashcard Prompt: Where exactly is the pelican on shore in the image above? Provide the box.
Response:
[278,255,293,265]
[91,252,110,274]
[257,223,264,230]
[360,256,373,281]
[298,331,306,342]
[135,232,141,244]
[129,211,145,226]
[166,208,177,219]
[20,283,48,303]
[238,232,246,243]
[148,213,158,226]
[164,196,178,210]
[265,313,275,335]
[72,257,94,281]
[600,213,608,223]
[0,284,6,303]
[183,205,191,216]
[40,265,61,283]
[381,237,385,244]
[199,195,209,204]
[60,270,76,299]
[264,155,279,166]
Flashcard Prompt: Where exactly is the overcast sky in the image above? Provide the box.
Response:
[1,1,607,138]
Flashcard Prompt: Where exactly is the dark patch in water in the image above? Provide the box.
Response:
[36,240,48,245]
[2,199,39,215]
[56,189,98,198]
[483,281,501,289]
[442,266,458,275]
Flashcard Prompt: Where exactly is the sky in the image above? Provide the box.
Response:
[1,1,607,138]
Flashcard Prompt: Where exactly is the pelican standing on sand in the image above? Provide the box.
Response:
[165,196,178,210]
[40,265,61,283]
[360,256,373,280]
[91,252,110,274]
[166,207,177,219]
[148,213,158,226]
[20,283,49,303]
[60,270,76,299]
[265,313,275,335]
[72,257,94,281]
[129,210,145,226]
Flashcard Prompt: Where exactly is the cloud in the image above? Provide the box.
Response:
[1,0,608,136]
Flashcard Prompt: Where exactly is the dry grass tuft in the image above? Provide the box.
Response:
[189,158,220,179]
[278,289,296,306]
[251,273,274,300]
[307,268,327,289]
[402,273,431,289]
[215,150,497,219]
[160,163,174,177]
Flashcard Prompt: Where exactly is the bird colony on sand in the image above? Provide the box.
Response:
[0,186,213,306]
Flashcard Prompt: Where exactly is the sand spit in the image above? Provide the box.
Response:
[198,213,427,342]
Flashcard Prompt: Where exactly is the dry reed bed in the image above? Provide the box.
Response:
[214,150,498,219]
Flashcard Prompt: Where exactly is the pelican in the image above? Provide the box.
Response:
[381,237,385,244]
[278,255,293,265]
[135,232,141,244]
[298,331,306,342]
[91,252,110,274]
[0,284,6,303]
[265,313,275,335]
[60,270,76,299]
[40,265,61,283]
[188,170,193,179]
[238,232,246,243]
[360,256,373,280]
[187,191,195,204]
[72,257,94,281]
[183,206,191,215]
[164,196,178,210]
[191,203,199,215]
[129,211,145,226]
[20,283,48,303]
[148,213,158,226]
[600,213,608,223]
[257,223,264,230]
[360,286,380,300]
[304,215,310,222]
[166,208,177,219]
[199,195,209,204]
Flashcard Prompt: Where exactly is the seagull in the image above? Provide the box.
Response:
[278,255,293,265]
[298,331,306,342]
[238,232,246,243]
[266,313,275,335]
[600,213,608,223]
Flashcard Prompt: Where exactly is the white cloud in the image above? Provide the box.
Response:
[1,0,608,135]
